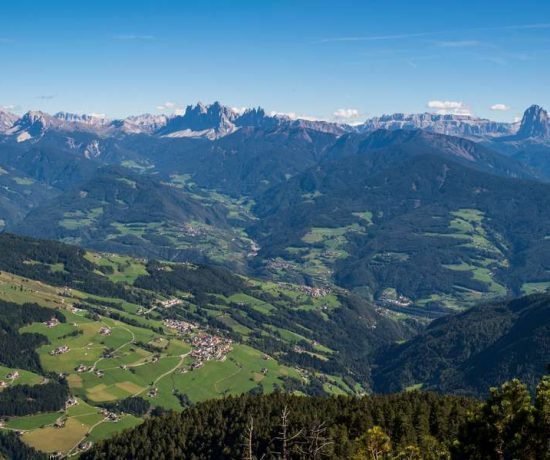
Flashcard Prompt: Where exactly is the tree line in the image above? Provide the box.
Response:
[82,376,549,459]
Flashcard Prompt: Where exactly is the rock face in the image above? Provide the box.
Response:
[6,111,58,140]
[0,110,18,133]
[515,105,550,139]
[117,114,168,134]
[54,112,109,127]
[158,102,237,139]
[358,113,514,138]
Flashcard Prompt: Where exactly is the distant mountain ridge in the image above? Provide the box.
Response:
[1,102,548,143]
[358,112,516,138]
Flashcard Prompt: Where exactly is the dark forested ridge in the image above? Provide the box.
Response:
[373,293,550,395]
[0,380,69,417]
[83,376,550,460]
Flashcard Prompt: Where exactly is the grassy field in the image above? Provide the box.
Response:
[417,208,509,307]
[0,250,362,455]
[0,365,43,387]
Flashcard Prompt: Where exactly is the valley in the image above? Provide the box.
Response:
[0,101,549,458]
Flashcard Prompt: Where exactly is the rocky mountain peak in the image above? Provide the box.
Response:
[0,109,18,133]
[54,112,109,126]
[516,105,549,139]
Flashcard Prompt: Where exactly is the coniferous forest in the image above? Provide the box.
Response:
[82,376,550,460]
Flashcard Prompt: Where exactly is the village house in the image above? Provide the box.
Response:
[160,298,183,309]
[299,285,331,298]
[99,326,112,336]
[54,417,66,428]
[100,409,120,422]
[163,319,197,334]
[6,371,19,380]
[78,441,93,452]
[44,317,60,328]
[50,345,70,355]
[76,364,88,373]
[65,397,78,409]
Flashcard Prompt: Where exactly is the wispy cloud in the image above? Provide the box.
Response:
[317,32,431,43]
[435,40,481,48]
[156,101,183,114]
[318,23,550,45]
[231,107,248,115]
[1,104,19,112]
[36,95,56,100]
[427,100,472,116]
[113,34,155,41]
[497,23,550,31]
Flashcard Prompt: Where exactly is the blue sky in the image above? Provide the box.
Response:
[0,0,549,122]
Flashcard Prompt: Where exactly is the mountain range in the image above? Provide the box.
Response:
[1,102,550,319]
[2,102,549,141]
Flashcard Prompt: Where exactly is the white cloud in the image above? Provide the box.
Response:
[157,101,182,113]
[427,100,472,116]
[490,104,510,111]
[88,113,106,119]
[1,104,16,111]
[333,108,361,120]
[269,111,321,122]
[231,107,248,115]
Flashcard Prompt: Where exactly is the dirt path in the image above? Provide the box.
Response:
[89,325,135,372]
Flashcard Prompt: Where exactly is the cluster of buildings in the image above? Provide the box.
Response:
[6,371,19,380]
[75,364,89,373]
[181,223,204,237]
[99,326,112,335]
[163,319,197,335]
[44,317,60,328]
[0,371,18,389]
[100,408,120,422]
[50,345,70,355]
[160,298,183,309]
[190,333,232,365]
[298,285,331,298]
[377,292,413,308]
[65,397,78,409]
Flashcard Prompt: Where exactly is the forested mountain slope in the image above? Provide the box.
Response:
[373,293,550,394]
